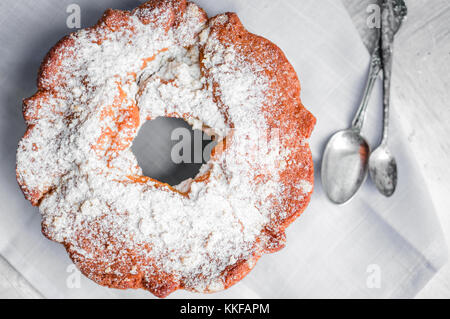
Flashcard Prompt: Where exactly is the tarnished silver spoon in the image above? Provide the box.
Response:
[321,0,406,204]
[369,0,407,197]
[321,38,382,204]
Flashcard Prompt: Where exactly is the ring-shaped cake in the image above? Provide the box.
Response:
[16,0,316,297]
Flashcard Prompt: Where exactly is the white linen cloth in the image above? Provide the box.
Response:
[0,0,447,298]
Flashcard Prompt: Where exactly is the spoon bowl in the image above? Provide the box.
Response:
[321,129,370,204]
[369,146,397,197]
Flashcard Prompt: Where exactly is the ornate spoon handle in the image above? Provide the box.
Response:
[380,0,407,145]
[351,41,382,132]
[380,0,394,145]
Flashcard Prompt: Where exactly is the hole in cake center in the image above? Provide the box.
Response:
[131,117,216,186]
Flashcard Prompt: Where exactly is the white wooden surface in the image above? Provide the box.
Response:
[0,0,449,299]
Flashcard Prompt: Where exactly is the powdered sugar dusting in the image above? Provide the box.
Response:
[16,1,313,296]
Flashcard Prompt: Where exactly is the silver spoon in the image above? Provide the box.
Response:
[321,0,406,204]
[321,38,382,205]
[369,0,407,197]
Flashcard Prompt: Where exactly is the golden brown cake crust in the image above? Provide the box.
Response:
[17,0,315,298]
